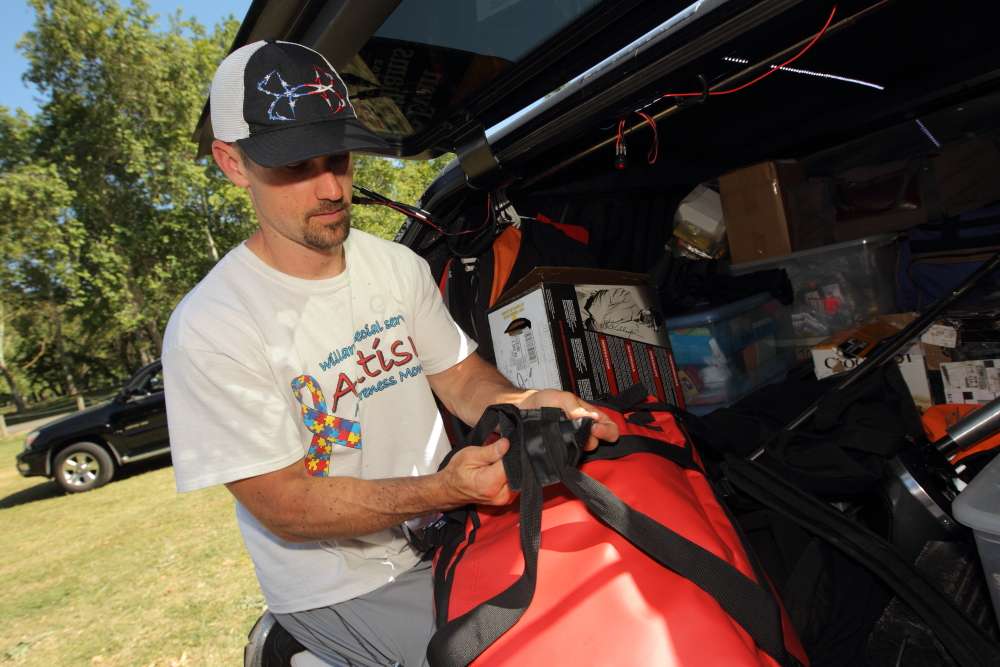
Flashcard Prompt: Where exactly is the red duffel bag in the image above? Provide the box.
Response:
[426,390,808,667]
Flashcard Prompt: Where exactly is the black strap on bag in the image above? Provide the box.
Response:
[723,456,1000,667]
[427,404,798,667]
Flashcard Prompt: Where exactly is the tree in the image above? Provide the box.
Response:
[0,128,83,409]
[0,106,88,410]
[19,0,252,373]
[352,154,454,239]
[2,0,451,408]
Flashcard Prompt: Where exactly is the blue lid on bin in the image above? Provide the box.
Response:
[664,292,774,329]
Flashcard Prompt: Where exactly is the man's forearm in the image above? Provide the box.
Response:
[227,438,511,543]
[230,467,452,543]
[429,353,535,426]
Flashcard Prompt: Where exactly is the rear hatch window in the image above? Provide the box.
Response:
[346,0,602,145]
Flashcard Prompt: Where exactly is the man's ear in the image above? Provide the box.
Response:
[211,140,251,188]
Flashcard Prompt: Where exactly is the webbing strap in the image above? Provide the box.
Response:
[432,510,481,629]
[427,406,794,667]
[427,425,545,665]
[560,467,790,664]
[581,434,698,470]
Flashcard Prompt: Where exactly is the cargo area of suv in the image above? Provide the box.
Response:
[208,2,1000,665]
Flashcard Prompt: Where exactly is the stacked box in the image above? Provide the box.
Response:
[488,268,684,407]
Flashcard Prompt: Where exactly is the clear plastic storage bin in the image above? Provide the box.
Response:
[664,293,794,413]
[729,235,899,357]
[952,453,1000,631]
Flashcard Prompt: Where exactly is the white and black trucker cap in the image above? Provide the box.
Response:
[210,40,389,167]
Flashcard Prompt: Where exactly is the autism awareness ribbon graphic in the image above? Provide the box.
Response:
[291,375,362,477]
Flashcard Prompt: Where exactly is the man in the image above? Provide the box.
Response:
[162,40,617,666]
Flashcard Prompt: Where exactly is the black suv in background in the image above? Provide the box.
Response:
[15,360,169,493]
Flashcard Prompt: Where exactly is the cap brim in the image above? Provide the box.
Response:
[237,117,392,167]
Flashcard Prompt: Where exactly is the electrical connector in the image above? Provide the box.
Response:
[615,142,627,170]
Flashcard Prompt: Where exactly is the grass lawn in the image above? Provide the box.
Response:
[0,434,264,666]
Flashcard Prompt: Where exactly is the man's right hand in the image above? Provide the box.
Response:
[439,438,513,507]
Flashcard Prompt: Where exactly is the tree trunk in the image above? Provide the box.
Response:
[0,305,28,412]
[0,363,27,412]
[118,334,133,374]
[142,318,163,357]
[138,343,153,366]
[123,271,164,354]
[53,314,85,411]
[201,189,220,262]
[205,223,219,262]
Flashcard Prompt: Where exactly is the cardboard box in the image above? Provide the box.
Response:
[832,161,932,242]
[787,177,836,251]
[488,268,684,406]
[811,314,933,410]
[920,307,1000,372]
[941,359,1000,404]
[813,341,932,410]
[932,138,1000,217]
[832,207,928,242]
[829,138,1000,242]
[720,160,805,263]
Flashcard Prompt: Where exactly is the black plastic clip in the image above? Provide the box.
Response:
[675,74,709,107]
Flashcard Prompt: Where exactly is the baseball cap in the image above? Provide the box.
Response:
[210,40,390,167]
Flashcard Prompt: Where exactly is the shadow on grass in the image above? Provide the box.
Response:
[0,480,62,508]
[0,456,174,509]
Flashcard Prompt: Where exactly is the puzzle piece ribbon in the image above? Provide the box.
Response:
[291,375,362,477]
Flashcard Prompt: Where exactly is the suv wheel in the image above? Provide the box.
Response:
[53,442,115,493]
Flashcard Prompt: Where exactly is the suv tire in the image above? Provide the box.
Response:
[53,441,114,493]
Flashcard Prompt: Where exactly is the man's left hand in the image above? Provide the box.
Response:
[517,389,619,451]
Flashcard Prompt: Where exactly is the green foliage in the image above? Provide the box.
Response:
[0,0,251,402]
[20,0,253,356]
[0,0,449,406]
[353,154,453,239]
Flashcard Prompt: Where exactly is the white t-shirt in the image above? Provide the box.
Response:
[162,229,475,613]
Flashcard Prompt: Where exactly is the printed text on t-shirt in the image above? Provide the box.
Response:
[313,314,421,412]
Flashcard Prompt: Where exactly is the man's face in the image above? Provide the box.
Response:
[238,151,355,252]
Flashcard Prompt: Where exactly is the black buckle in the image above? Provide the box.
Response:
[502,408,592,490]
[403,514,449,555]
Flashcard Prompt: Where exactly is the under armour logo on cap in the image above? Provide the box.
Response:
[257,66,348,121]
[210,40,389,167]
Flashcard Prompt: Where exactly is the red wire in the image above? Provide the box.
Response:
[636,111,658,164]
[661,5,837,99]
[612,6,835,169]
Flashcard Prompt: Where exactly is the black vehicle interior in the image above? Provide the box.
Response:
[397,0,1000,278]
[210,1,1000,665]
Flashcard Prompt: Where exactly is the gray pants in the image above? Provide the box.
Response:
[274,560,435,667]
